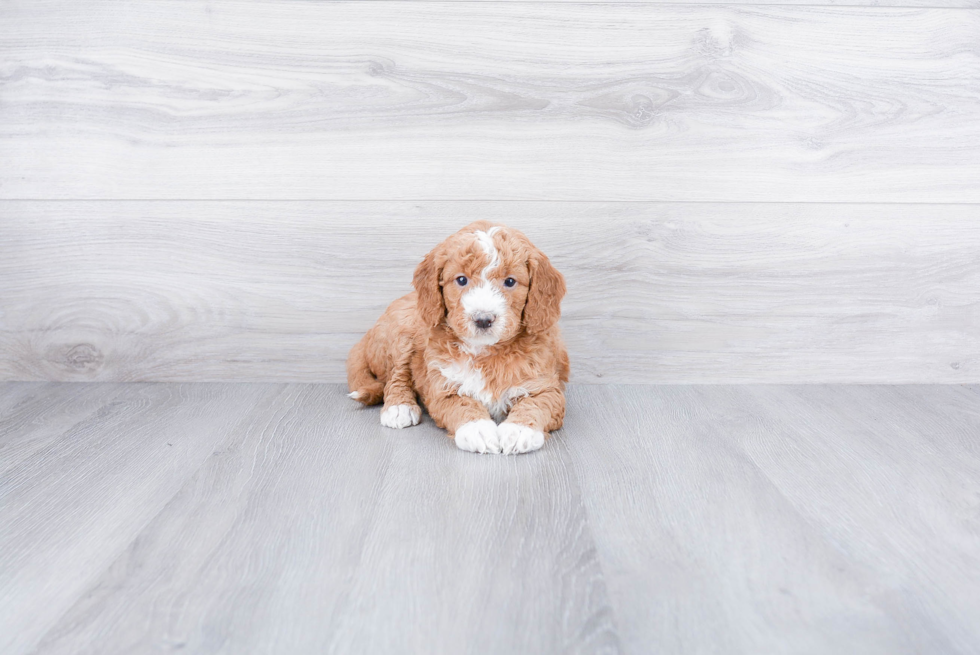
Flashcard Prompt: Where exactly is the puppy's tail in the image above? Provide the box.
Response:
[346,337,384,405]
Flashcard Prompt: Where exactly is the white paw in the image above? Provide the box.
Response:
[454,419,501,454]
[497,422,545,455]
[380,404,421,429]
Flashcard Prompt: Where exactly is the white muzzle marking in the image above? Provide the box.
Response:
[462,227,507,345]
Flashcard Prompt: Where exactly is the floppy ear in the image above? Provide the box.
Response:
[523,248,566,334]
[413,247,446,328]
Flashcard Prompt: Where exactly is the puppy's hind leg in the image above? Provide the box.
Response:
[347,336,384,405]
[380,343,421,429]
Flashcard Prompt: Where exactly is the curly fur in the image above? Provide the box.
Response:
[347,221,568,454]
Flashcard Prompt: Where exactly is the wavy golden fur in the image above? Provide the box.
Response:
[347,221,568,454]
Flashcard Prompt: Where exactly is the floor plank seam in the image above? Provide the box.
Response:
[552,429,628,652]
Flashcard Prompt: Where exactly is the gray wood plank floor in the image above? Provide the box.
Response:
[2,383,979,654]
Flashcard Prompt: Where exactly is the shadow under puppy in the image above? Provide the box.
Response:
[347,221,568,455]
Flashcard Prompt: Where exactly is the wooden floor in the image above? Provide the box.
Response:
[2,383,979,654]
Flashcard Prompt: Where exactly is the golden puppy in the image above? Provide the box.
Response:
[347,221,568,454]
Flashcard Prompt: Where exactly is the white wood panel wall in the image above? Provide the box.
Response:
[1,1,978,383]
[2,202,978,383]
[3,3,980,201]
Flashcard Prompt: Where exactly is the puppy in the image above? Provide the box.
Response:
[347,221,568,455]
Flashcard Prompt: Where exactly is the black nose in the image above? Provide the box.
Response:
[475,317,494,330]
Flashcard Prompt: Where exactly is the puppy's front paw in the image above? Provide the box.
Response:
[380,404,421,429]
[454,419,501,454]
[497,422,545,455]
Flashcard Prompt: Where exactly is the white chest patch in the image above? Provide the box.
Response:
[436,357,528,423]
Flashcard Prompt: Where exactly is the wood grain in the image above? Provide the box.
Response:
[2,3,979,201]
[313,401,617,655]
[732,384,980,653]
[0,382,143,477]
[563,383,980,654]
[0,382,279,655]
[2,383,618,655]
[4,382,980,653]
[2,201,978,384]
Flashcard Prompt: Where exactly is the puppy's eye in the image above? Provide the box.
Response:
[503,277,517,288]
[455,276,468,286]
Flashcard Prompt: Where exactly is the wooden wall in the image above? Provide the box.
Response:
[2,1,978,383]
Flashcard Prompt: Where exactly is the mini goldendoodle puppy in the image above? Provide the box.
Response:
[347,221,568,455]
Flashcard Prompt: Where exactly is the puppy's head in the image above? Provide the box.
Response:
[413,221,565,347]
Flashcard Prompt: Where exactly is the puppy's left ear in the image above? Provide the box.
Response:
[523,247,566,334]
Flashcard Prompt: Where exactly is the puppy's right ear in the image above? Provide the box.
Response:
[413,248,446,328]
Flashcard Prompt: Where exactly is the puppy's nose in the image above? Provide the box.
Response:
[474,317,494,330]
